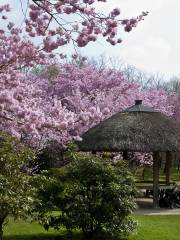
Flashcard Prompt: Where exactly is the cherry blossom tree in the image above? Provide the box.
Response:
[0,1,149,152]
[25,0,148,50]
[0,1,178,155]
[0,1,148,60]
[0,63,178,151]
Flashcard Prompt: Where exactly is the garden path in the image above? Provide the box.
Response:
[135,198,180,215]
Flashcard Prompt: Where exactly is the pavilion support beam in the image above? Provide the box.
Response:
[165,152,172,186]
[123,151,128,160]
[153,152,160,208]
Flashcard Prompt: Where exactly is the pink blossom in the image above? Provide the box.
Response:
[2,15,7,20]
[112,8,121,16]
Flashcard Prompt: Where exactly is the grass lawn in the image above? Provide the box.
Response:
[4,220,62,240]
[129,215,180,240]
[4,221,81,240]
[4,215,180,240]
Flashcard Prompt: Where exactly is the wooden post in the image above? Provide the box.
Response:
[153,152,160,208]
[165,152,172,185]
[123,151,128,160]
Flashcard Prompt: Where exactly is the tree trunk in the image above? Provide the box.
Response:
[142,168,145,181]
[123,151,128,160]
[0,223,3,240]
[178,159,180,171]
[0,215,7,240]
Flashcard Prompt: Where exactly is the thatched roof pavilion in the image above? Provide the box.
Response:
[79,100,180,208]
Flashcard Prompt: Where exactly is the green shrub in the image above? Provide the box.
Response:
[0,131,36,240]
[36,146,137,239]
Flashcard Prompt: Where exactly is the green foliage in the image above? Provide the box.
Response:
[35,146,137,239]
[0,131,37,238]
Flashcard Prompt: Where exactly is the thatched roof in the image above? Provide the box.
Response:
[79,100,180,152]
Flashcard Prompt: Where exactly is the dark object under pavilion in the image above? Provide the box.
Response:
[78,100,180,208]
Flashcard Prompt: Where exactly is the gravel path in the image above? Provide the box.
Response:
[135,198,180,215]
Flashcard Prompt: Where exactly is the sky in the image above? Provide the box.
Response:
[2,0,180,79]
[81,0,180,79]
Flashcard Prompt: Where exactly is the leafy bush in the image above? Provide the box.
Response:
[36,146,137,239]
[0,131,36,239]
